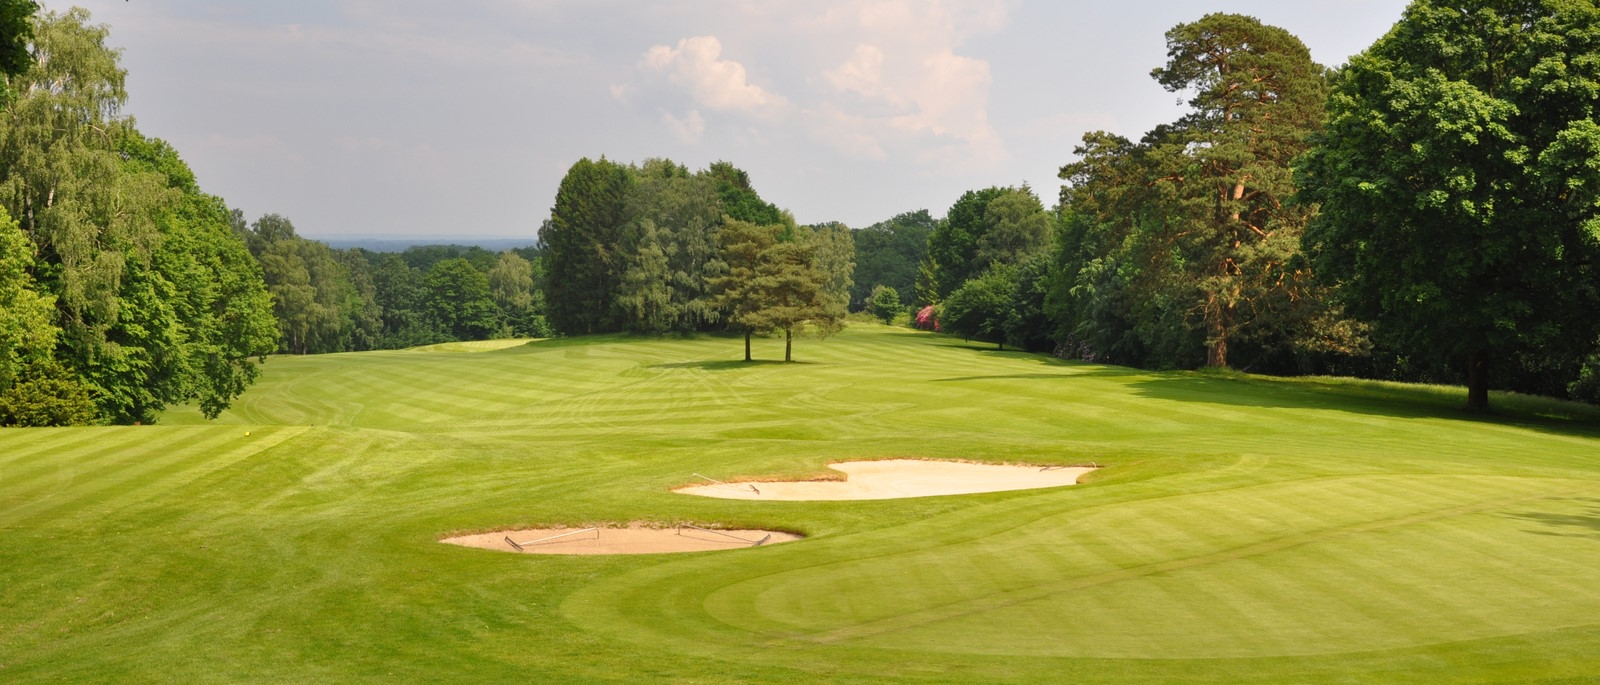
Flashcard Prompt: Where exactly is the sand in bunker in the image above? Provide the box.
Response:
[676,459,1098,501]
[441,524,801,555]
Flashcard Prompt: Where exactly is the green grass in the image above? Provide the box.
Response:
[4,324,1600,683]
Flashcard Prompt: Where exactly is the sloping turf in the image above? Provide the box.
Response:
[3,325,1600,683]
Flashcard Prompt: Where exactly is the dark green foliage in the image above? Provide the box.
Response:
[851,210,934,310]
[0,0,35,103]
[924,187,1007,300]
[369,253,444,347]
[1048,14,1335,373]
[246,214,385,356]
[710,218,844,362]
[542,157,632,335]
[868,284,901,324]
[806,221,855,316]
[0,358,94,426]
[1001,253,1055,353]
[0,9,276,423]
[708,219,779,361]
[1298,0,1600,410]
[617,158,726,333]
[487,251,550,338]
[1573,343,1600,405]
[976,189,1052,271]
[940,266,1017,349]
[425,258,497,341]
[541,157,809,338]
[394,244,498,274]
[707,161,783,225]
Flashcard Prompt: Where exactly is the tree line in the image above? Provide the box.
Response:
[6,0,1600,424]
[916,5,1600,412]
[539,157,850,360]
[0,6,552,426]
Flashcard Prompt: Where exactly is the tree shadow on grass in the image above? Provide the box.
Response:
[650,360,811,371]
[1127,374,1600,439]
[1506,499,1600,541]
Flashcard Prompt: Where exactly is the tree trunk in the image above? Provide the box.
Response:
[1467,350,1490,412]
[744,330,751,362]
[1205,292,1229,368]
[784,327,792,362]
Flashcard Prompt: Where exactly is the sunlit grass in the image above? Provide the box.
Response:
[4,324,1600,683]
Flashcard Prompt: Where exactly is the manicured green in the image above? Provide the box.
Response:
[4,325,1600,683]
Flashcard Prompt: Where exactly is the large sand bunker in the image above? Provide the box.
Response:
[675,459,1098,501]
[441,523,801,555]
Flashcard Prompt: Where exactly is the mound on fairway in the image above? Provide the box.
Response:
[441,524,801,555]
[674,459,1098,501]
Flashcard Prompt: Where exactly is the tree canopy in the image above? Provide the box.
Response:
[1298,0,1600,410]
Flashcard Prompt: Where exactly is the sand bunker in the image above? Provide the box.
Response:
[675,459,1098,501]
[441,523,801,555]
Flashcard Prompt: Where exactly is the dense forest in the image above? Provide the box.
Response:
[3,0,1600,426]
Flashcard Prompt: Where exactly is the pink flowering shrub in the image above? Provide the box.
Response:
[914,305,940,331]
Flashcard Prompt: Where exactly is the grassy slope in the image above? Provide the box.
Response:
[3,326,1600,683]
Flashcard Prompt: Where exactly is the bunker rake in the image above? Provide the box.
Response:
[676,524,771,547]
[1040,461,1098,472]
[692,473,760,494]
[504,527,599,551]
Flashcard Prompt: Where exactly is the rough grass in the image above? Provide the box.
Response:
[4,325,1600,683]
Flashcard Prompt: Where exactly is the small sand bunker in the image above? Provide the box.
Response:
[675,459,1098,501]
[441,523,801,555]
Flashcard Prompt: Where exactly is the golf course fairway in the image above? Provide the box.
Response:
[5,325,1600,683]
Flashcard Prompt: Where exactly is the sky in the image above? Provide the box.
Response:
[68,0,1411,239]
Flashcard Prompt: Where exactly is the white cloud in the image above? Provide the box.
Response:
[639,36,789,117]
[661,109,706,144]
[609,82,633,103]
[804,102,887,160]
[809,0,1009,169]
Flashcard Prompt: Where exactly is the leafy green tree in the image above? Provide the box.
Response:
[613,218,678,333]
[851,210,935,309]
[707,161,783,225]
[487,251,548,337]
[976,188,1052,270]
[0,210,92,427]
[621,159,725,332]
[117,130,279,417]
[0,358,94,426]
[425,258,498,341]
[805,221,855,316]
[745,235,844,362]
[248,215,363,355]
[1049,15,1335,372]
[0,8,276,422]
[1149,13,1330,368]
[0,0,36,103]
[370,253,442,347]
[868,284,901,324]
[924,187,1007,299]
[709,219,779,361]
[1002,253,1057,352]
[1298,0,1600,411]
[1573,343,1600,405]
[941,266,1018,350]
[335,249,382,351]
[397,244,498,274]
[542,157,631,334]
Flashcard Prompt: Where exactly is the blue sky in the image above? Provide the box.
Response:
[69,0,1409,237]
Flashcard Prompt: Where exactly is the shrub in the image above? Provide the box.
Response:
[868,285,902,324]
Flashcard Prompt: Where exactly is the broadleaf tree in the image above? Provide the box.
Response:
[1298,0,1600,410]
